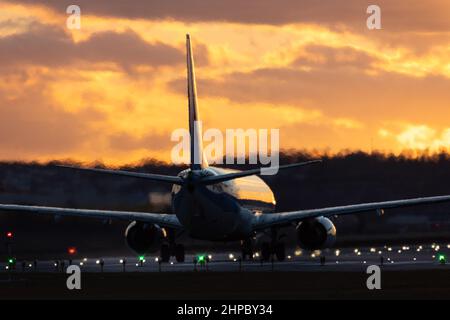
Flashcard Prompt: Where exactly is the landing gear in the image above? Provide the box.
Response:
[175,244,185,263]
[260,229,286,262]
[241,239,254,261]
[260,241,285,261]
[160,229,185,263]
[160,244,170,262]
[160,243,185,262]
[261,242,271,261]
[274,242,286,261]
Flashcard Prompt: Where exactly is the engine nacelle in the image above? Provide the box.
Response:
[296,217,336,250]
[125,221,165,254]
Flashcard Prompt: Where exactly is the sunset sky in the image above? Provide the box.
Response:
[0,0,449,165]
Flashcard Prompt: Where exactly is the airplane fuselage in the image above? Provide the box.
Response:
[171,167,276,240]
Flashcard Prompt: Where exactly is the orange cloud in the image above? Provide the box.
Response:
[0,1,449,164]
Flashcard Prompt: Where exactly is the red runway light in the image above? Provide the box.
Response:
[6,232,13,238]
[68,247,77,255]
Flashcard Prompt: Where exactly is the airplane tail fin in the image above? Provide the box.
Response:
[186,34,208,170]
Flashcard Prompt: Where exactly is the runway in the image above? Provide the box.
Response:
[2,244,449,273]
[0,244,449,299]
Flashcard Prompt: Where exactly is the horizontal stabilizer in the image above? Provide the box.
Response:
[57,165,184,185]
[201,160,322,185]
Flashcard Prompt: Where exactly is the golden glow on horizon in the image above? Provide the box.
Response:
[0,2,449,165]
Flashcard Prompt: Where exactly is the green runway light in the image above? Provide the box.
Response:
[438,254,446,264]
[139,255,145,262]
[197,255,206,263]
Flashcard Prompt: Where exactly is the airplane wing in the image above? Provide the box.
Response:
[0,204,183,229]
[252,195,450,230]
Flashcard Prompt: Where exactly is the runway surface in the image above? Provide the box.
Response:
[0,244,449,299]
[1,244,449,273]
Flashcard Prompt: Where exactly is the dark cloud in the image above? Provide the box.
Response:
[77,31,185,69]
[5,0,450,32]
[168,56,450,127]
[0,23,185,70]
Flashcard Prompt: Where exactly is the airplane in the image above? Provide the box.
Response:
[1,34,450,263]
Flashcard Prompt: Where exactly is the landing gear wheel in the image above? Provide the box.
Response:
[175,244,185,263]
[274,242,286,261]
[241,239,253,260]
[241,248,254,261]
[261,242,271,261]
[160,244,170,262]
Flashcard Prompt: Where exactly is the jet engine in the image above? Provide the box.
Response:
[296,217,336,250]
[125,221,165,254]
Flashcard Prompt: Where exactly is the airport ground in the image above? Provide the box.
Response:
[0,245,448,299]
